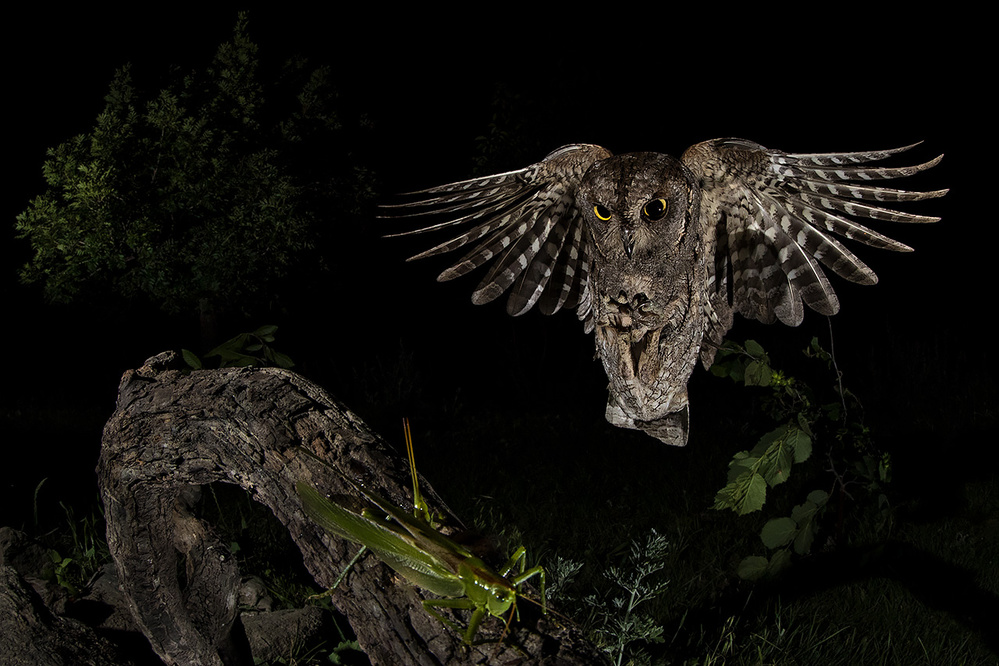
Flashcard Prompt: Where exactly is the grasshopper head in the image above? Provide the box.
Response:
[485,584,515,617]
[458,557,516,618]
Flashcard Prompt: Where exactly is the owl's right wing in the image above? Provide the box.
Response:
[681,138,947,354]
[381,144,611,327]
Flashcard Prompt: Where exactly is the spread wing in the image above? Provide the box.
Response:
[681,138,946,350]
[380,144,612,329]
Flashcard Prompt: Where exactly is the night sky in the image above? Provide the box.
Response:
[3,7,987,526]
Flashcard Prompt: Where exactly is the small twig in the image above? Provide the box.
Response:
[826,316,847,422]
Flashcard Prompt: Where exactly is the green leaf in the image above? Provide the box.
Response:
[767,548,792,575]
[737,472,768,515]
[270,350,295,368]
[209,348,247,361]
[788,491,828,555]
[793,522,816,555]
[181,349,202,369]
[790,499,818,525]
[756,432,795,487]
[760,517,797,549]
[744,360,772,386]
[749,425,783,457]
[789,427,812,463]
[726,451,757,482]
[737,555,769,581]
[796,411,814,438]
[806,489,829,507]
[745,339,765,357]
[229,354,259,368]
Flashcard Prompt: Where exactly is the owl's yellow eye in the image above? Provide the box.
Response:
[594,204,612,221]
[643,198,669,220]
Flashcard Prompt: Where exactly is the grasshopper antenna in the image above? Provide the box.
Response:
[404,418,431,523]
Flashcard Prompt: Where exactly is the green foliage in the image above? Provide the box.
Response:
[183,324,294,369]
[575,530,672,666]
[14,12,373,320]
[710,338,891,579]
[45,500,111,597]
[711,340,816,519]
[712,423,813,516]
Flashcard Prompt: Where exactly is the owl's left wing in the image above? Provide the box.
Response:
[681,138,946,350]
[381,144,612,326]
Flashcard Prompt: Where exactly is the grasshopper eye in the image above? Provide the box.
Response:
[487,587,515,614]
[593,204,612,221]
[642,197,669,221]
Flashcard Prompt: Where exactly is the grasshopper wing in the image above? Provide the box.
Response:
[346,479,478,567]
[297,481,466,597]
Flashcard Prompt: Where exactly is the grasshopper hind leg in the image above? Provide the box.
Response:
[308,545,368,601]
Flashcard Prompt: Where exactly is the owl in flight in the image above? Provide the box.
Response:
[383,139,945,446]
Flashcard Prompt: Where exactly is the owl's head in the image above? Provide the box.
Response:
[578,153,699,261]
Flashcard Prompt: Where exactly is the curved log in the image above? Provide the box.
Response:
[98,351,607,665]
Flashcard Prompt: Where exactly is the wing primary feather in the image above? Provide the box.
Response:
[384,166,529,199]
[775,142,924,164]
[772,154,944,182]
[794,178,948,204]
[791,190,940,224]
[382,180,537,237]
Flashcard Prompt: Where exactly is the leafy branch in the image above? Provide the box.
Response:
[710,337,892,579]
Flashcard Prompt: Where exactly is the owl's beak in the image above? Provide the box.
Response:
[621,228,636,259]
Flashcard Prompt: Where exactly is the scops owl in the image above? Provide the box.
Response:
[383,139,946,446]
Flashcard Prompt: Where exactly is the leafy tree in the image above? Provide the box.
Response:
[15,13,374,344]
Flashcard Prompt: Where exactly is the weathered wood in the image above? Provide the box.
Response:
[0,565,139,666]
[98,351,608,665]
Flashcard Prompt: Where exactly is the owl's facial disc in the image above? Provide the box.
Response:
[581,152,694,262]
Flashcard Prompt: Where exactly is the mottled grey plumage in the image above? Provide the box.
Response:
[383,139,946,446]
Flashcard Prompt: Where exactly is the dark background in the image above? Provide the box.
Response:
[3,7,988,529]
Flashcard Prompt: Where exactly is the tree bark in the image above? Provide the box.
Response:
[0,565,140,666]
[98,351,608,665]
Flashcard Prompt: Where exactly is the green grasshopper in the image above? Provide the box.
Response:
[296,419,546,644]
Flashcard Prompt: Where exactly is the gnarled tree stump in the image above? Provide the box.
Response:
[99,351,607,665]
